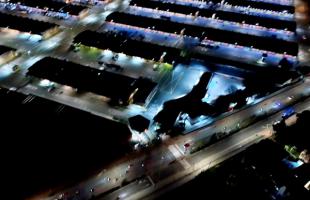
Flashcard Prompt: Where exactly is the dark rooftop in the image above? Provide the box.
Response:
[0,12,57,34]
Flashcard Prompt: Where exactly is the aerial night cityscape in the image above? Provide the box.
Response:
[1,0,310,199]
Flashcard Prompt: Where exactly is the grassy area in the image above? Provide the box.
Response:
[79,44,101,60]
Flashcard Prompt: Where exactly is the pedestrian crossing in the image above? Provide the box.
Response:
[168,144,191,169]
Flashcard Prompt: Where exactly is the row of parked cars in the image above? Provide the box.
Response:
[2,1,70,20]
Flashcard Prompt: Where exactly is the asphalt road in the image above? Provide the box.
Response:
[28,94,310,200]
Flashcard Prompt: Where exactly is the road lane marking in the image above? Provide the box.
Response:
[147,175,155,186]
[179,159,191,169]
[174,144,185,155]
[168,145,191,169]
[168,145,182,158]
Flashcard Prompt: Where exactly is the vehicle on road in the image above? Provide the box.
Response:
[272,120,286,132]
[282,107,295,119]
[12,65,20,72]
